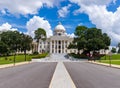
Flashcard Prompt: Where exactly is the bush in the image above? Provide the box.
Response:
[68,53,88,59]
[33,51,39,55]
[32,53,48,59]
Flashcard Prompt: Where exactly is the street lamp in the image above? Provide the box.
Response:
[108,52,112,67]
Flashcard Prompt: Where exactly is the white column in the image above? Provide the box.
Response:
[50,41,52,53]
[54,40,55,53]
[61,40,62,53]
[64,40,65,53]
[57,41,59,53]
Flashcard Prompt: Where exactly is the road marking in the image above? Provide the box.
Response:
[49,62,76,88]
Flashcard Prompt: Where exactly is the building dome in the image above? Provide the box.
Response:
[54,22,65,31]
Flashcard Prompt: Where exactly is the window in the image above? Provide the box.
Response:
[58,33,61,36]
[59,41,61,44]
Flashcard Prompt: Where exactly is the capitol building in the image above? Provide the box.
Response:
[38,22,75,54]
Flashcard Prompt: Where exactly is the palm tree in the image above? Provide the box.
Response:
[34,28,46,53]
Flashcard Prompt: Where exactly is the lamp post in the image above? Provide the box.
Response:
[109,52,112,67]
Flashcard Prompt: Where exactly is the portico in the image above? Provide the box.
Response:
[50,40,68,53]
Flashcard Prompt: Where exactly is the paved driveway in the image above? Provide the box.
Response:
[64,62,120,88]
[0,62,57,88]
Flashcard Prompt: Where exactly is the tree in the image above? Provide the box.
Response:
[20,33,33,61]
[102,33,111,50]
[111,47,116,53]
[0,41,8,55]
[85,28,111,54]
[68,43,77,49]
[74,26,87,54]
[34,28,46,52]
[74,26,87,38]
[77,38,87,52]
[72,26,111,57]
[118,43,120,53]
[1,31,21,54]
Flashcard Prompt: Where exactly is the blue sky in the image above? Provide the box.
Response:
[0,0,120,46]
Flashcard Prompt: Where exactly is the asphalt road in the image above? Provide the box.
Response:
[0,62,57,88]
[64,62,120,88]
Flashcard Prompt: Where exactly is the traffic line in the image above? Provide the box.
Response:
[49,62,76,88]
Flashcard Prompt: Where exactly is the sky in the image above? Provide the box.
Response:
[0,0,120,46]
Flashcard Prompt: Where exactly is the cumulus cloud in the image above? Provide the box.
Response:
[70,0,120,45]
[26,16,53,38]
[67,33,75,38]
[0,23,18,32]
[58,4,71,18]
[0,0,63,15]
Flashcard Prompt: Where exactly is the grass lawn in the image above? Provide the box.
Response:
[0,53,48,65]
[0,55,31,65]
[97,54,120,65]
[101,54,120,60]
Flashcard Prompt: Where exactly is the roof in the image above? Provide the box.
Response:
[54,22,65,31]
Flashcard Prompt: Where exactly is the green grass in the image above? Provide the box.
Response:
[101,54,120,60]
[0,55,31,65]
[32,53,48,59]
[97,54,120,65]
[0,53,48,65]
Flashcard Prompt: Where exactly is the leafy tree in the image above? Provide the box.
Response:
[72,26,111,57]
[0,41,8,55]
[102,33,111,50]
[73,26,87,53]
[118,43,120,53]
[20,33,33,61]
[77,38,87,51]
[67,43,77,49]
[34,28,46,52]
[111,47,116,53]
[1,31,21,54]
[74,26,87,38]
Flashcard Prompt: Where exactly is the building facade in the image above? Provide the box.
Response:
[38,22,74,54]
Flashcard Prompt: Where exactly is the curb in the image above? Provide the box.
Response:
[0,61,32,69]
[88,61,120,69]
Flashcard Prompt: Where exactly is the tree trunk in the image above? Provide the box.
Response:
[13,52,16,66]
[24,50,26,61]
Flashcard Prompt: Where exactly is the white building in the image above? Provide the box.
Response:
[37,22,110,55]
[38,22,74,54]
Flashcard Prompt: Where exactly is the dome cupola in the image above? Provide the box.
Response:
[54,22,66,36]
[54,22,66,31]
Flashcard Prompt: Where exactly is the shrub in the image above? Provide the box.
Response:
[33,51,39,55]
[32,53,48,59]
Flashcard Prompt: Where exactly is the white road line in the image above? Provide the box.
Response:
[49,62,76,88]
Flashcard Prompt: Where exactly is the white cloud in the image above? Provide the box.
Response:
[0,23,18,32]
[0,0,63,15]
[70,0,120,45]
[67,33,75,38]
[26,16,53,38]
[58,4,71,18]
[70,0,113,6]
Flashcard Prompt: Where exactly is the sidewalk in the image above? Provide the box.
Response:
[49,62,76,88]
[89,61,120,69]
[0,61,31,69]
